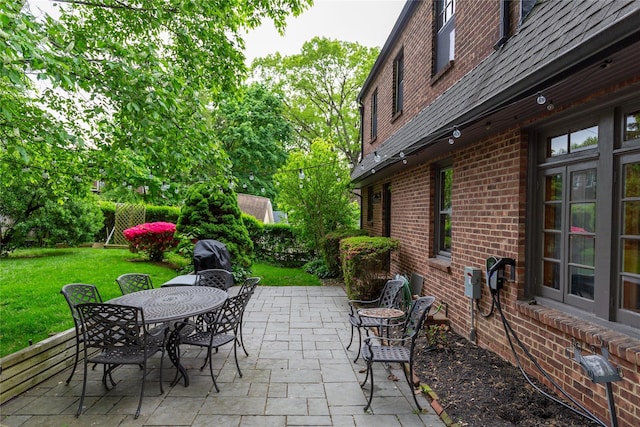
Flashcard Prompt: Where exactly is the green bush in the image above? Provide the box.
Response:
[176,181,253,280]
[242,213,264,242]
[303,258,332,279]
[321,228,369,277]
[255,223,313,267]
[340,236,400,300]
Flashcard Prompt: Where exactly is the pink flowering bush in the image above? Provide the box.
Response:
[123,222,178,262]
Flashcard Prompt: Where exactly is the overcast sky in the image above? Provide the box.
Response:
[28,0,406,64]
[243,0,406,63]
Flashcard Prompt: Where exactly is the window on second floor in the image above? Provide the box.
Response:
[393,52,404,116]
[370,89,378,140]
[434,0,455,75]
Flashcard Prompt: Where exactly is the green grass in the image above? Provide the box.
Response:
[0,248,320,357]
[251,262,321,287]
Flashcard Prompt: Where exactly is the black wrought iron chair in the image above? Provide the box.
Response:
[75,303,167,419]
[177,278,258,391]
[360,295,436,412]
[60,283,103,384]
[196,268,234,291]
[116,273,154,295]
[346,278,406,362]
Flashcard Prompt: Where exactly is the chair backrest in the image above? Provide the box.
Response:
[403,296,436,342]
[238,277,260,295]
[116,273,153,295]
[76,303,145,350]
[61,284,103,324]
[196,268,234,291]
[210,279,259,334]
[378,279,405,310]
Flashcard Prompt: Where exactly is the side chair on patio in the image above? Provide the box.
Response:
[116,273,154,295]
[176,278,258,392]
[346,278,406,362]
[75,303,167,419]
[196,268,234,291]
[60,283,103,384]
[360,295,436,413]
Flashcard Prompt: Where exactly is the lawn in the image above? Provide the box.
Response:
[0,247,320,358]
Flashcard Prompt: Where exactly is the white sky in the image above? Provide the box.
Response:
[243,0,406,63]
[28,0,405,64]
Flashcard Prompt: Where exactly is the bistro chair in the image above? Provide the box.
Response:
[196,268,234,291]
[60,283,103,384]
[75,303,167,419]
[360,295,436,413]
[346,278,406,362]
[177,278,258,391]
[116,273,154,295]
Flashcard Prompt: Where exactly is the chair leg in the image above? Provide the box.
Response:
[233,339,243,377]
[353,327,363,362]
[66,338,80,384]
[207,347,220,392]
[405,362,422,411]
[135,361,146,419]
[363,361,375,412]
[346,324,355,350]
[238,318,249,357]
[76,361,89,417]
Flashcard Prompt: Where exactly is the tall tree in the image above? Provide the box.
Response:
[213,83,291,202]
[0,0,310,251]
[273,139,358,249]
[252,37,379,167]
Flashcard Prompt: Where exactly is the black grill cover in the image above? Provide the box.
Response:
[193,239,232,273]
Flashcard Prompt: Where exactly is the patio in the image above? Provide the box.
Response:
[0,286,445,426]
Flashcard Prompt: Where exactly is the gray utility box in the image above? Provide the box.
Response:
[464,266,482,299]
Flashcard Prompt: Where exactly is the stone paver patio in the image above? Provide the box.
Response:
[0,286,445,426]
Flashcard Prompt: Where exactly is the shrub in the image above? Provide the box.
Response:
[255,223,313,267]
[340,236,400,300]
[123,222,178,262]
[321,228,369,277]
[176,181,253,280]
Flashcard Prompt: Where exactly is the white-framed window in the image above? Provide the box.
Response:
[434,0,455,74]
[435,163,452,257]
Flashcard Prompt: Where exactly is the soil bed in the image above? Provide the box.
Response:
[413,329,602,427]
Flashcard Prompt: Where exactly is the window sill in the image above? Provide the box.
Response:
[431,60,454,86]
[516,299,640,366]
[391,110,403,123]
[427,257,451,274]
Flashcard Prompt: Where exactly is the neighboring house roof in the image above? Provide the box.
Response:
[237,193,275,224]
[352,0,640,184]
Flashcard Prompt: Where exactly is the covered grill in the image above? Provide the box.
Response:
[193,239,232,273]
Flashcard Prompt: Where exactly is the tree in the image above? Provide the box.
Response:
[213,83,291,202]
[273,139,358,250]
[1,0,311,251]
[252,37,379,167]
[176,180,253,279]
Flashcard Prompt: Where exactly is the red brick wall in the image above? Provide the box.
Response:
[362,127,640,427]
[361,0,503,158]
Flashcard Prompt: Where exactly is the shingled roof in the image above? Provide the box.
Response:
[352,0,640,183]
[237,193,275,224]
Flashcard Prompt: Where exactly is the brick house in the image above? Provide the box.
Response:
[352,1,640,425]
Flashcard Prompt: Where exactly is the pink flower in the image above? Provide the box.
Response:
[123,222,178,261]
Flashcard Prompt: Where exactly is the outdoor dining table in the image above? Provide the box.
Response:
[108,286,227,386]
[160,274,198,287]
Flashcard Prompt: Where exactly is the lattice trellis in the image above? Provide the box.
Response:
[113,203,146,245]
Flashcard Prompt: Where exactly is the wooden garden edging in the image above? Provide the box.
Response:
[0,328,76,405]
